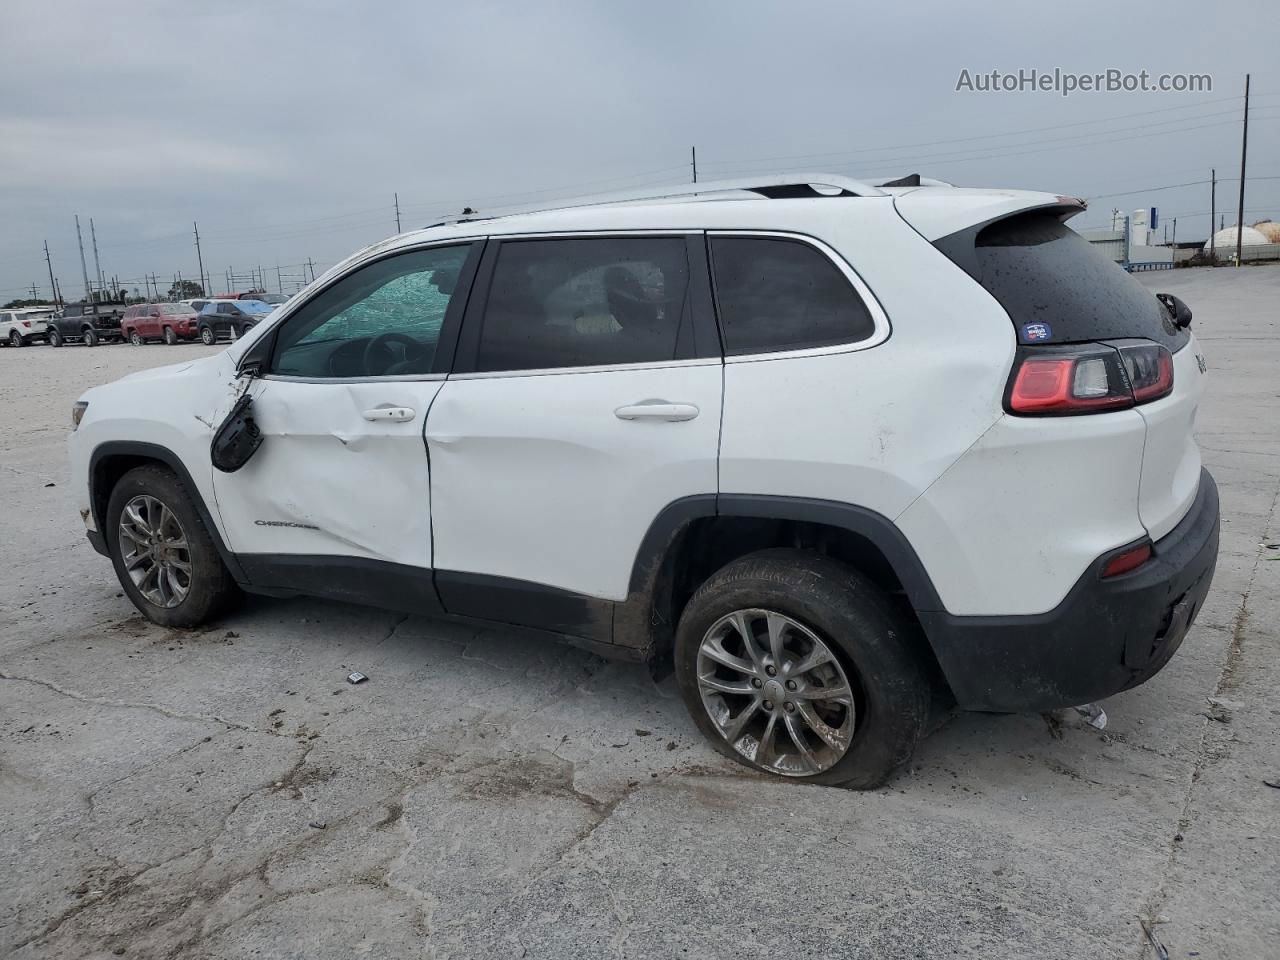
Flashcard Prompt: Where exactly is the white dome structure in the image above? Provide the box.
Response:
[1251,220,1280,243]
[1204,225,1269,252]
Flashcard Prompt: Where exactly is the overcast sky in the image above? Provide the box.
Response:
[2,0,1277,302]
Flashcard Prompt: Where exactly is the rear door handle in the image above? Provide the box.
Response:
[362,405,415,422]
[614,400,700,422]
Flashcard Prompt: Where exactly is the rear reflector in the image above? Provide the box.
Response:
[1101,542,1152,578]
[1007,341,1175,416]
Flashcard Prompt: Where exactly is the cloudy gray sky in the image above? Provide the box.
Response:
[2,0,1277,302]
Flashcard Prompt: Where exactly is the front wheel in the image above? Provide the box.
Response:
[674,549,931,789]
[129,329,144,346]
[106,465,240,627]
[83,328,99,347]
[163,326,177,345]
[200,326,216,345]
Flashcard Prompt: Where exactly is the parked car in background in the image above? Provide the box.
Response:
[197,299,273,343]
[0,306,57,347]
[254,293,289,305]
[46,301,127,346]
[122,303,201,345]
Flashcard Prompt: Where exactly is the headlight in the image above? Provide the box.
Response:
[72,401,89,430]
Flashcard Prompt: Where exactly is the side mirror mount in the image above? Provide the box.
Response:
[1156,292,1193,329]
[237,327,275,379]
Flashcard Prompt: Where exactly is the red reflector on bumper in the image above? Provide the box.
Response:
[1102,542,1152,578]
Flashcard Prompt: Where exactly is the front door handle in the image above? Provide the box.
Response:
[614,400,700,422]
[362,405,415,422]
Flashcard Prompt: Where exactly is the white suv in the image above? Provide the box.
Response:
[2,307,56,347]
[67,175,1220,788]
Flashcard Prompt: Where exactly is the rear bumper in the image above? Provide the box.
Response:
[921,468,1220,712]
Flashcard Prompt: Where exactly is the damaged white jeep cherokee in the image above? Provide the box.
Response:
[69,175,1220,788]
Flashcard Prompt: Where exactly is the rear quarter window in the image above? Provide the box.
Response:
[709,236,876,355]
[942,211,1187,350]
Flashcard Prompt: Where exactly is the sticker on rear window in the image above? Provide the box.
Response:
[1022,322,1052,341]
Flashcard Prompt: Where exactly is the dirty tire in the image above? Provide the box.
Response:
[106,465,240,628]
[200,325,216,345]
[674,548,930,790]
[163,326,177,345]
[9,330,24,347]
[48,327,63,347]
[83,327,99,347]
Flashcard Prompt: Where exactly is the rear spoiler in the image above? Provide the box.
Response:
[920,200,1089,282]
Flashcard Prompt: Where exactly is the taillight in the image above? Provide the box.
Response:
[1118,341,1174,403]
[1007,341,1174,416]
[1101,541,1152,578]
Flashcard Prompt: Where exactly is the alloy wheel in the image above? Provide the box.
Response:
[117,494,192,608]
[696,608,857,776]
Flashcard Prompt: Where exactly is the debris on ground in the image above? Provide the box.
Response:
[634,728,651,737]
[347,672,368,684]
[1202,698,1239,723]
[309,820,327,829]
[1073,703,1107,730]
[1139,917,1170,960]
[1263,778,1280,790]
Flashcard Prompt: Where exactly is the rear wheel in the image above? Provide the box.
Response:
[106,465,240,627]
[83,327,99,347]
[129,329,144,346]
[9,330,23,348]
[674,549,930,789]
[163,326,177,345]
[200,325,216,345]
[48,327,63,347]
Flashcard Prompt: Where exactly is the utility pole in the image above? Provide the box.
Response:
[44,241,57,304]
[691,146,698,183]
[90,218,105,297]
[1171,218,1177,251]
[1236,73,1250,267]
[395,192,402,233]
[1210,168,1216,259]
[75,215,92,302]
[277,264,283,294]
[307,257,315,283]
[193,222,207,297]
[54,278,63,306]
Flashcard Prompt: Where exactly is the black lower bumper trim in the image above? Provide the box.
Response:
[86,529,108,557]
[922,468,1220,712]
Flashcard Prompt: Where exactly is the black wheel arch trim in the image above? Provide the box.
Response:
[627,493,945,614]
[88,440,247,583]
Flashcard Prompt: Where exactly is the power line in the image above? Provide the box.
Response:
[698,93,1256,172]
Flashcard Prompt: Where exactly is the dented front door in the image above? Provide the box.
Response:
[210,377,443,566]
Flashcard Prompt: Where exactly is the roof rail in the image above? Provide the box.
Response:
[867,174,955,188]
[425,173,888,227]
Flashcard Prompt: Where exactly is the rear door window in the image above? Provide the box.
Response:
[956,212,1187,350]
[709,236,876,355]
[472,236,692,373]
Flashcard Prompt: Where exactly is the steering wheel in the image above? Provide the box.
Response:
[361,332,427,376]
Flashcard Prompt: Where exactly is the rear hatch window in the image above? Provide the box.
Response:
[940,210,1188,351]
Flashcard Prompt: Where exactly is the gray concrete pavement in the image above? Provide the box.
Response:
[1,269,1277,959]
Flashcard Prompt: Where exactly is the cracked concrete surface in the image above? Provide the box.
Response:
[2,268,1278,958]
